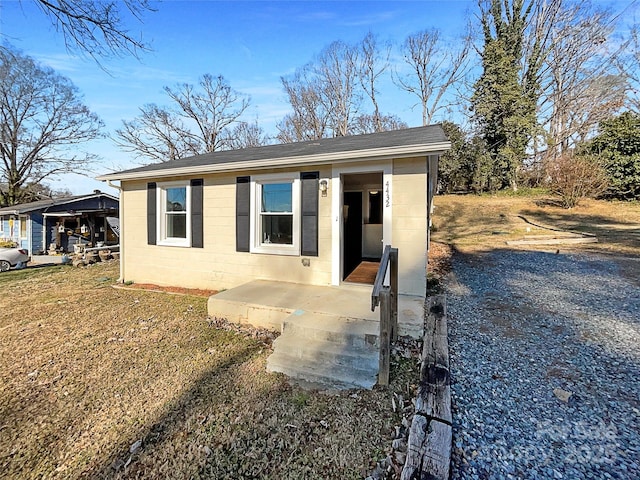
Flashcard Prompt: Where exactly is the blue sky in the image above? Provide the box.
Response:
[0,0,635,195]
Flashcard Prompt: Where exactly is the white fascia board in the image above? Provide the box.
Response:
[42,210,105,217]
[96,142,451,182]
[42,212,81,217]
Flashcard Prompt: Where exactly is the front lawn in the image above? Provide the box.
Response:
[0,261,407,479]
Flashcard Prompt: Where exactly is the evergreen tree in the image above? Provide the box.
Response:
[585,112,640,200]
[471,0,540,191]
[439,122,487,193]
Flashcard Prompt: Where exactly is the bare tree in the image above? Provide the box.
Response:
[279,40,362,140]
[33,0,153,61]
[114,104,198,163]
[227,120,270,150]
[350,113,408,135]
[395,28,470,125]
[537,1,627,157]
[621,24,640,113]
[315,41,361,136]
[164,74,250,153]
[115,74,250,163]
[358,32,390,132]
[277,69,330,143]
[0,46,102,206]
[279,36,410,141]
[0,181,74,203]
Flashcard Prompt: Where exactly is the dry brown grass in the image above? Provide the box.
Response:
[0,261,414,479]
[432,193,640,283]
[432,194,640,254]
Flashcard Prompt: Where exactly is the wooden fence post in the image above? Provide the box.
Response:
[402,294,451,480]
[378,286,391,386]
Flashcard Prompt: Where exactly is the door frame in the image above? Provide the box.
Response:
[331,161,392,286]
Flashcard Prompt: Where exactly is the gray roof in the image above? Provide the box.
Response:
[99,125,449,180]
[0,192,118,215]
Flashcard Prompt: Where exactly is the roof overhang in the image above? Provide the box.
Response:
[0,193,119,215]
[96,142,450,182]
[42,209,118,217]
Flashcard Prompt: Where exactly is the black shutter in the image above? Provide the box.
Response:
[300,171,319,256]
[191,179,204,248]
[236,176,250,252]
[147,182,157,245]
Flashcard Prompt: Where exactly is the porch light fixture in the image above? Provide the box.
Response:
[319,179,328,197]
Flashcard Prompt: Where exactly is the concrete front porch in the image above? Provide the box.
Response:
[207,280,425,389]
[207,280,425,338]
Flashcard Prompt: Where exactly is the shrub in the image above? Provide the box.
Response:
[547,153,608,208]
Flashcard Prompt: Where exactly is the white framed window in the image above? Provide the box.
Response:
[250,173,300,255]
[157,181,191,247]
[0,215,4,233]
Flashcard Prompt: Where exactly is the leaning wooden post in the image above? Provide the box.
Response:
[390,247,398,341]
[378,286,391,386]
[401,295,451,480]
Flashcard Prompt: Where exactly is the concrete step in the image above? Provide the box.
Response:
[267,350,377,390]
[266,310,380,390]
[270,335,379,371]
[282,311,380,348]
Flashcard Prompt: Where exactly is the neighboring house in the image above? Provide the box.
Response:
[97,125,449,296]
[0,191,119,254]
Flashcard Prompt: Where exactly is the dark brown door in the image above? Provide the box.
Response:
[343,191,362,280]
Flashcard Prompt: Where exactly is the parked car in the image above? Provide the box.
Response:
[0,247,30,272]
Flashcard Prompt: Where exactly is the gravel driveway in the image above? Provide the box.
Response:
[446,249,640,479]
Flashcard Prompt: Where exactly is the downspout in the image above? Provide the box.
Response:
[106,180,124,283]
[426,155,438,295]
[426,156,430,298]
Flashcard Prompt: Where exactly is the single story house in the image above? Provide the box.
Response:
[0,191,120,254]
[97,125,448,297]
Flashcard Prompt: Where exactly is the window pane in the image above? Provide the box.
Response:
[166,213,187,238]
[261,215,293,244]
[261,183,292,213]
[166,187,186,212]
[368,191,382,224]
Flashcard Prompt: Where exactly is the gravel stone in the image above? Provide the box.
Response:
[446,250,640,479]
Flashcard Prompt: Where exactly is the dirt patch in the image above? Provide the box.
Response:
[428,241,453,277]
[115,282,218,297]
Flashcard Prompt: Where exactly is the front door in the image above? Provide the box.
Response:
[343,191,362,280]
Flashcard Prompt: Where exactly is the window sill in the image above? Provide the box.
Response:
[157,238,191,248]
[251,244,299,256]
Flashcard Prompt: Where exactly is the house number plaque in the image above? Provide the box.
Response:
[385,180,390,207]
